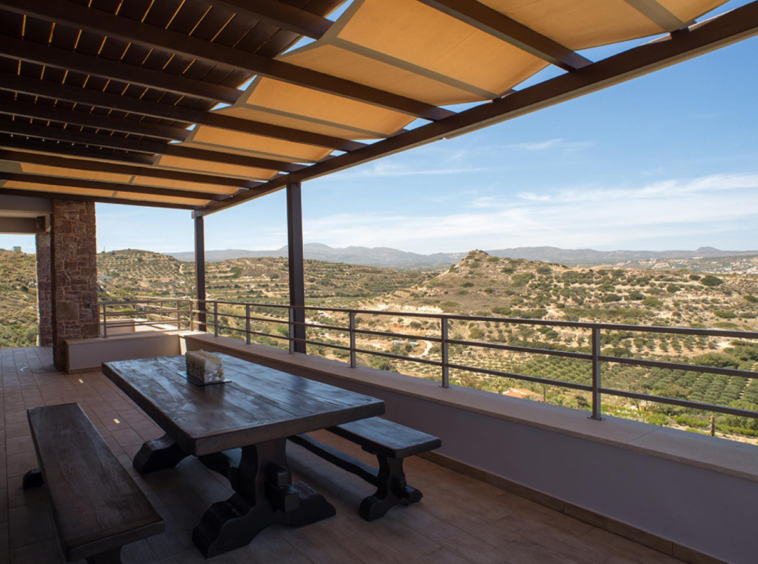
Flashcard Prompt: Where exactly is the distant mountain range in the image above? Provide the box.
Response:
[166,244,758,269]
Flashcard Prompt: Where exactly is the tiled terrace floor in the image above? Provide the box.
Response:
[0,347,688,564]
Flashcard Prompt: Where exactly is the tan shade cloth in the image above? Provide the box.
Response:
[480,0,727,50]
[17,163,133,184]
[130,176,238,195]
[663,0,725,23]
[1,181,116,198]
[235,77,416,140]
[112,192,210,206]
[0,180,209,206]
[289,0,546,104]
[283,43,508,106]
[184,125,333,163]
[153,155,280,181]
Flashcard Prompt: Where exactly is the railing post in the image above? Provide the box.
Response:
[289,307,295,354]
[590,326,603,420]
[349,311,357,368]
[176,301,181,330]
[102,304,107,338]
[245,304,251,345]
[189,300,195,331]
[441,317,449,388]
[213,302,218,337]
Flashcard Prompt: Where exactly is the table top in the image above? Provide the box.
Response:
[102,353,385,456]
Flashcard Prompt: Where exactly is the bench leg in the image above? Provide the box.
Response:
[133,434,189,474]
[193,439,335,558]
[85,547,122,564]
[22,468,43,489]
[359,456,422,522]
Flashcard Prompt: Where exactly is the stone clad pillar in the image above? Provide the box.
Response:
[51,200,99,371]
[35,220,53,347]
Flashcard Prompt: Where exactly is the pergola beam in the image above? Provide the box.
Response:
[205,0,333,39]
[0,120,302,172]
[197,2,758,216]
[0,35,242,104]
[0,171,229,201]
[416,0,591,71]
[0,187,199,210]
[4,0,452,121]
[0,72,363,151]
[0,148,262,190]
[0,98,190,141]
[0,134,157,165]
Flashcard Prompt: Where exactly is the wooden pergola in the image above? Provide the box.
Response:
[1,0,757,350]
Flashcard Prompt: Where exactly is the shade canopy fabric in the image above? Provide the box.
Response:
[0,0,747,212]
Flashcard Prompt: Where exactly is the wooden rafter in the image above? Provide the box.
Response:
[0,187,200,210]
[415,0,592,71]
[0,98,190,142]
[0,35,242,104]
[204,0,333,39]
[0,148,263,190]
[0,72,364,151]
[0,134,158,165]
[2,0,453,121]
[0,171,229,201]
[0,120,302,173]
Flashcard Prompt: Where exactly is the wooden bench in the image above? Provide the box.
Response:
[23,403,164,564]
[289,417,441,521]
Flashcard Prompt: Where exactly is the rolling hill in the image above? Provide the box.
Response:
[167,244,758,269]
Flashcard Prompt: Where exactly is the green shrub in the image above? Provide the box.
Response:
[643,297,663,308]
[714,310,736,319]
[701,275,724,287]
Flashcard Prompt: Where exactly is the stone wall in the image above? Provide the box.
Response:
[51,200,99,370]
[35,224,53,347]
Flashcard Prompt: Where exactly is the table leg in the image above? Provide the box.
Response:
[133,434,190,474]
[193,439,335,558]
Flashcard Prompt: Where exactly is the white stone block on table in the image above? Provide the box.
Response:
[185,350,225,384]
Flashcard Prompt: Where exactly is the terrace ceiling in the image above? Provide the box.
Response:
[0,0,755,213]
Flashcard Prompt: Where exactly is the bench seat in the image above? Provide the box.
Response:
[330,417,441,458]
[25,403,164,563]
[290,417,441,521]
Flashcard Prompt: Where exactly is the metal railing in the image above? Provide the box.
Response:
[185,298,758,422]
[99,298,193,337]
[100,298,758,421]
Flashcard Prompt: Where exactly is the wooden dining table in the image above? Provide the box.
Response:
[102,353,385,558]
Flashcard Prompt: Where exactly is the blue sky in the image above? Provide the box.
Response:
[3,0,757,255]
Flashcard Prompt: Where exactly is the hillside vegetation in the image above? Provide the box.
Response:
[3,248,758,444]
[96,250,434,303]
[0,251,38,348]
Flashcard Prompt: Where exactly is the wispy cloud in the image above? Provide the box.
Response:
[505,138,595,152]
[300,173,758,253]
[330,161,494,179]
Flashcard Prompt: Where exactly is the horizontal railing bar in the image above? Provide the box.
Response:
[100,299,191,305]
[353,347,444,367]
[448,338,591,360]
[291,321,349,332]
[292,337,353,353]
[205,322,290,342]
[599,387,758,419]
[189,299,758,340]
[104,308,184,315]
[354,328,441,342]
[447,362,594,392]
[599,355,758,379]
